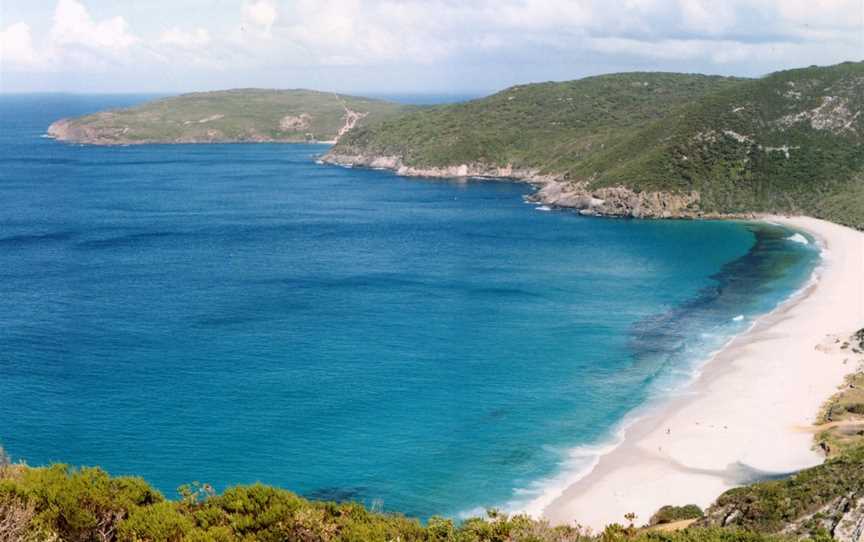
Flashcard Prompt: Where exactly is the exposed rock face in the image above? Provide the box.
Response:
[336,109,368,140]
[185,114,225,125]
[704,493,864,542]
[279,113,312,131]
[323,152,704,219]
[782,494,864,542]
[47,117,127,145]
[532,179,701,219]
[834,497,864,542]
[698,440,864,542]
[778,96,862,134]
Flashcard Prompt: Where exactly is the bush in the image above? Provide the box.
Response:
[0,459,840,542]
[119,501,193,542]
[649,505,704,526]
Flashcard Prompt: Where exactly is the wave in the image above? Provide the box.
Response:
[501,418,636,518]
[786,233,809,245]
[536,206,552,212]
[469,223,825,520]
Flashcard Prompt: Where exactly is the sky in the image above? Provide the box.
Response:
[0,0,862,95]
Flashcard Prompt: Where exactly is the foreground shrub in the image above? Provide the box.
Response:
[649,505,704,526]
[0,458,840,542]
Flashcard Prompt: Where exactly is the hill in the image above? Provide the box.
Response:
[47,89,411,145]
[327,62,864,229]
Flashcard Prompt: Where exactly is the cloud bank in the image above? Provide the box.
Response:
[1,0,861,93]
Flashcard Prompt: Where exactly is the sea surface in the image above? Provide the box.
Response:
[0,95,819,519]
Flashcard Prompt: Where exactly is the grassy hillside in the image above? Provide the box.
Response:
[575,62,864,225]
[331,62,864,228]
[48,89,411,145]
[334,73,743,169]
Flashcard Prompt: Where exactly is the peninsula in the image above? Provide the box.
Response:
[47,89,410,145]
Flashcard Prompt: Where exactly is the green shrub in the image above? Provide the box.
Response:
[119,501,193,542]
[649,505,704,525]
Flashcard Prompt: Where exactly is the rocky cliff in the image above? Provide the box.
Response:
[328,62,864,228]
[324,152,705,219]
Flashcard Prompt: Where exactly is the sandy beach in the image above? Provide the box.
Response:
[541,216,864,530]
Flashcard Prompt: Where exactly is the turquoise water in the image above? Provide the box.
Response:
[0,96,819,519]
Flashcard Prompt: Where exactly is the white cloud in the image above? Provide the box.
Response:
[1,0,861,91]
[159,27,211,48]
[50,0,138,51]
[677,0,736,34]
[243,0,278,35]
[761,0,863,29]
[587,37,706,60]
[0,22,42,69]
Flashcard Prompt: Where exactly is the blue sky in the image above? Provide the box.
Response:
[1,0,861,94]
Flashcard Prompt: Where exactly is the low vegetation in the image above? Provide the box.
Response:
[815,329,864,458]
[698,445,864,539]
[650,506,705,526]
[48,89,410,145]
[333,61,864,229]
[1,444,861,542]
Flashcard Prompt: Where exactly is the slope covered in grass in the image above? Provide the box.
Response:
[331,62,864,228]
[48,89,411,145]
[333,73,743,170]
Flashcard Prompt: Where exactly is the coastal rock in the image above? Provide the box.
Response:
[47,116,127,145]
[835,497,864,542]
[323,152,702,219]
[780,494,864,542]
[279,113,312,131]
[699,447,864,542]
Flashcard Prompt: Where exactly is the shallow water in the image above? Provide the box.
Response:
[0,95,819,518]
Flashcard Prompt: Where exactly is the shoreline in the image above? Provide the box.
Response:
[539,216,864,530]
[322,153,764,221]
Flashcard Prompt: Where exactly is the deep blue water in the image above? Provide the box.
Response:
[0,95,819,519]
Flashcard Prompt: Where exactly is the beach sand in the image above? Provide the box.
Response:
[541,216,864,531]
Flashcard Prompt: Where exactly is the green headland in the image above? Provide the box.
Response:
[47,89,411,145]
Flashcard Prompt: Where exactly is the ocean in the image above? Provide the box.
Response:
[0,95,819,519]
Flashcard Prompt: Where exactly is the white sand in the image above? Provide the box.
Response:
[541,216,864,531]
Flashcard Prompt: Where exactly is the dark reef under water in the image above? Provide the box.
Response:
[0,95,819,518]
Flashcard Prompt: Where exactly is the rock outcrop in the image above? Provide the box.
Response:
[323,152,704,219]
[47,116,128,145]
[279,113,312,131]
[704,493,864,542]
[698,444,864,542]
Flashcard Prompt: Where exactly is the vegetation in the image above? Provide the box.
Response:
[0,457,805,542]
[649,506,704,526]
[336,73,742,170]
[49,62,864,226]
[699,445,864,538]
[334,61,864,229]
[815,329,864,457]
[48,89,410,144]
